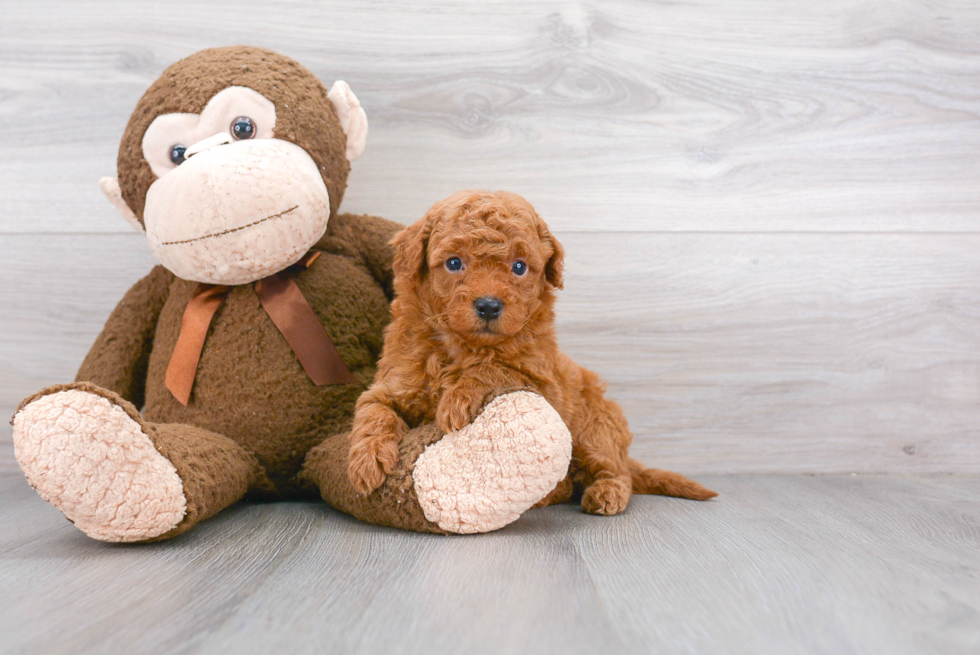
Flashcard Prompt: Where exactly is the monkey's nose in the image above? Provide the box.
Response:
[184,132,234,159]
[474,297,504,321]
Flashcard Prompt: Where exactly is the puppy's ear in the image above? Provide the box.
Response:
[392,215,433,284]
[535,218,565,290]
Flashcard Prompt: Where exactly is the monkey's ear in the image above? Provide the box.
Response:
[327,81,368,162]
[99,177,144,233]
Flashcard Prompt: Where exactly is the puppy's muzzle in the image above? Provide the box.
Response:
[474,296,504,322]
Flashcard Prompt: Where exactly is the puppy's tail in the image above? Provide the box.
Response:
[628,458,718,501]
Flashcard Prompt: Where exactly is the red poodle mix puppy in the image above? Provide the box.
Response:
[348,190,716,514]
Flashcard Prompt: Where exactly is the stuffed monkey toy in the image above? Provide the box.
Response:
[10,47,572,541]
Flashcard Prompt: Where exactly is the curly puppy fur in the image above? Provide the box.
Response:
[348,190,717,514]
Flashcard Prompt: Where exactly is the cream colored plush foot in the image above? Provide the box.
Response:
[11,389,186,542]
[413,391,572,534]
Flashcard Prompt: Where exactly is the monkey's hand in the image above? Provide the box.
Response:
[347,401,405,495]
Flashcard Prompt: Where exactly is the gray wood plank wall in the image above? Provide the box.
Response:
[1,0,978,473]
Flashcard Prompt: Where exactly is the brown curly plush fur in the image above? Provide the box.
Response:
[348,190,717,512]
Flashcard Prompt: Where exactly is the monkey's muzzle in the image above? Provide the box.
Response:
[144,138,331,285]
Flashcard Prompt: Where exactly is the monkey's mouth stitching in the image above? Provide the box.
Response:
[160,206,299,246]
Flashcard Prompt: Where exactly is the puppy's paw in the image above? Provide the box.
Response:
[436,387,485,433]
[582,478,631,516]
[348,435,399,495]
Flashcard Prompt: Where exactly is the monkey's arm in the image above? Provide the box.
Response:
[317,213,404,301]
[75,265,174,407]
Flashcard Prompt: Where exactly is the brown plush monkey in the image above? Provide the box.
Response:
[11,47,573,541]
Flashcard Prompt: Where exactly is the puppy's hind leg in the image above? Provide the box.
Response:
[532,475,574,508]
[572,386,635,516]
[576,450,633,516]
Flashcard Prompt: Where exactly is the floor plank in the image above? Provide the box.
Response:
[1,448,977,655]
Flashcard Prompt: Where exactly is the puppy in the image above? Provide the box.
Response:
[348,190,716,514]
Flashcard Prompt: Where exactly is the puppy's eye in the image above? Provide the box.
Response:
[231,116,256,140]
[512,260,528,276]
[446,257,463,272]
[169,144,187,166]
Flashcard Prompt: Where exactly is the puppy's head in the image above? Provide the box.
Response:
[393,190,563,344]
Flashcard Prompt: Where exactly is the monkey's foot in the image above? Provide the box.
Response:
[11,385,186,542]
[412,391,572,534]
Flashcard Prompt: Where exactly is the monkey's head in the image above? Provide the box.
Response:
[101,46,368,285]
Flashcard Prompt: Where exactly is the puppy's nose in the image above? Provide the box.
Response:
[474,296,503,321]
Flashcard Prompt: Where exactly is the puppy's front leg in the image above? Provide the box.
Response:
[436,383,487,433]
[348,386,407,495]
[437,366,530,433]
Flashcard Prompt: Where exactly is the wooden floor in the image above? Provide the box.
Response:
[1,448,977,655]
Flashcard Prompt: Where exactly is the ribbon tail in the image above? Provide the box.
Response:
[255,273,357,386]
[165,284,230,406]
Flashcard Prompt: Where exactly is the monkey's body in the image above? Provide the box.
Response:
[78,213,395,499]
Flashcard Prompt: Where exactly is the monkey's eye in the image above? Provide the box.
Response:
[512,260,528,276]
[231,116,256,140]
[169,145,187,166]
[445,257,463,272]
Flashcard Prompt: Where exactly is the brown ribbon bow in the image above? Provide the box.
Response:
[165,251,356,406]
